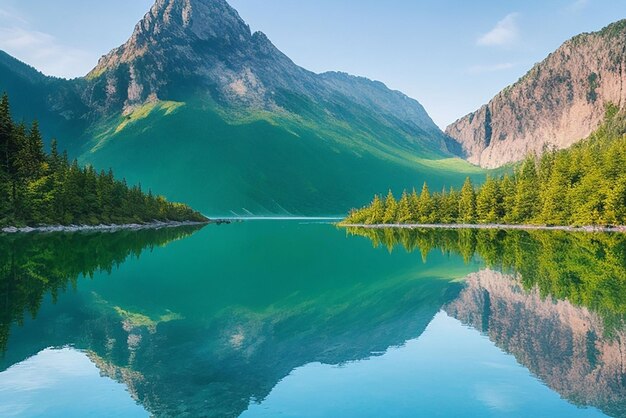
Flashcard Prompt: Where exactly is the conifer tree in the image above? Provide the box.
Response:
[0,93,13,177]
[27,121,45,178]
[382,190,398,224]
[446,187,460,223]
[396,190,413,224]
[368,194,384,224]
[476,176,501,223]
[458,177,476,224]
[499,174,516,224]
[418,183,435,223]
[512,157,540,223]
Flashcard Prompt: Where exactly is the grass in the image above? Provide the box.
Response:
[79,97,492,216]
[116,101,185,134]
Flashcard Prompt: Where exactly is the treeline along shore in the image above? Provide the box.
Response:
[0,94,208,228]
[342,106,626,230]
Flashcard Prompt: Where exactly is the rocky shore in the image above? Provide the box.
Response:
[0,220,222,234]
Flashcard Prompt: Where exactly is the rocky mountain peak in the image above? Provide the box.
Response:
[88,0,252,79]
[85,0,271,112]
[81,0,444,148]
[143,0,251,43]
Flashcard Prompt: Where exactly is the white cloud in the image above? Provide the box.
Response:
[467,62,515,74]
[0,10,94,79]
[477,13,520,47]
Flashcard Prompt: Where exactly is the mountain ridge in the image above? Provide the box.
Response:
[0,0,479,216]
[446,19,626,168]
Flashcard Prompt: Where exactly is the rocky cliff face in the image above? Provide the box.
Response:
[446,20,626,168]
[445,269,626,416]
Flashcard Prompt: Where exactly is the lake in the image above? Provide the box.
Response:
[0,221,624,417]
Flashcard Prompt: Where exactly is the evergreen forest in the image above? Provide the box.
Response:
[0,94,207,227]
[343,106,626,227]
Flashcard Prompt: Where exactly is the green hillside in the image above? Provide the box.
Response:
[80,98,484,216]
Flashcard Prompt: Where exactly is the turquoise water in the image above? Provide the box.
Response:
[0,221,621,417]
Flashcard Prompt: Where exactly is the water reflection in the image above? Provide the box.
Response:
[446,269,626,417]
[0,222,468,417]
[348,227,626,416]
[0,223,625,417]
[0,348,148,418]
[0,226,203,355]
[346,227,626,329]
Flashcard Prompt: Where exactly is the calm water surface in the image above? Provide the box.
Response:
[0,221,623,417]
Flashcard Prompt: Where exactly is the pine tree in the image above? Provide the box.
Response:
[0,95,10,220]
[396,190,413,224]
[382,190,398,224]
[476,176,501,223]
[446,187,460,223]
[458,177,476,224]
[512,157,540,223]
[27,121,45,179]
[0,93,13,177]
[418,183,435,223]
[500,174,516,224]
[367,194,384,224]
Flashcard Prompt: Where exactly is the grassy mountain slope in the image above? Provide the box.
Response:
[82,98,483,216]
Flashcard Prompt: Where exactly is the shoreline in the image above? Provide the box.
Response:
[1,220,218,234]
[338,223,626,233]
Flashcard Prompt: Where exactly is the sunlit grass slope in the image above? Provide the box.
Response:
[80,97,486,217]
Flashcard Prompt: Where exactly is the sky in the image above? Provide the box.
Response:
[0,0,625,128]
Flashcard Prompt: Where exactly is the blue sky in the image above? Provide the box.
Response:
[0,0,624,127]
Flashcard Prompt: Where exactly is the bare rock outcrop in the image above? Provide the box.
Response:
[446,20,626,168]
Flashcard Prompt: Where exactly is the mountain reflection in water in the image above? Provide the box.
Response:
[0,222,624,417]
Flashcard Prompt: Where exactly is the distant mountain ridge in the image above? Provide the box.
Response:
[446,20,626,168]
[0,0,480,216]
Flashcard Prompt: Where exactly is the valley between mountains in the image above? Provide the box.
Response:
[1,0,625,219]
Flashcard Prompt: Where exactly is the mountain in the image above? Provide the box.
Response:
[0,0,483,216]
[446,20,626,168]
